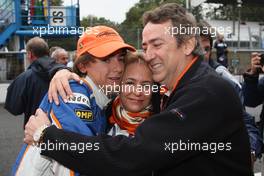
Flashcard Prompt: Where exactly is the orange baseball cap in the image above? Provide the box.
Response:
[76,26,136,59]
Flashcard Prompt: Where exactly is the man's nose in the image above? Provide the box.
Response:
[145,48,155,62]
[112,57,123,72]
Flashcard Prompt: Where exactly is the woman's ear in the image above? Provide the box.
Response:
[77,63,87,74]
[183,37,196,56]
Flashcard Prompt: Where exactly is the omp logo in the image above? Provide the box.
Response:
[75,109,93,121]
[68,93,91,108]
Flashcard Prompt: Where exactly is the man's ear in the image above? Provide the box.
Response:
[77,63,87,74]
[29,51,38,61]
[183,37,196,56]
[27,51,34,62]
[27,51,32,58]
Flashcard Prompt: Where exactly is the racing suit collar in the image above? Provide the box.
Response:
[84,76,111,109]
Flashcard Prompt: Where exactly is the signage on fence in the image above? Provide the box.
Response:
[49,7,66,26]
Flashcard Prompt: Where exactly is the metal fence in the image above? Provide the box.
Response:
[0,0,15,32]
[0,51,25,83]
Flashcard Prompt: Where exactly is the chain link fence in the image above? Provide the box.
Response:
[0,52,25,83]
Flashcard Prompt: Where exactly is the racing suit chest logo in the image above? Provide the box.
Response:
[75,109,94,121]
[68,93,91,108]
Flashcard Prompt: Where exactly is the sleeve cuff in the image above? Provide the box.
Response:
[42,125,59,143]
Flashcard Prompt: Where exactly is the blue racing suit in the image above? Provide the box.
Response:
[11,76,110,176]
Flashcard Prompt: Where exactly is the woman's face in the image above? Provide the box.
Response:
[120,62,153,113]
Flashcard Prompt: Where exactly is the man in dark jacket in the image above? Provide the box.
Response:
[198,21,263,160]
[5,37,62,127]
[24,3,253,176]
[214,34,228,68]
[243,52,264,146]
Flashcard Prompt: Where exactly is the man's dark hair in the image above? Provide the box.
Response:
[73,53,95,77]
[197,20,214,48]
[26,37,49,58]
[143,3,203,56]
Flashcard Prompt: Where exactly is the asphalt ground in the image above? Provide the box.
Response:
[0,104,24,176]
[0,104,263,176]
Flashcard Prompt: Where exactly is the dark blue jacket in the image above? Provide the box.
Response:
[243,73,264,155]
[210,59,263,157]
[243,74,264,107]
[4,56,65,127]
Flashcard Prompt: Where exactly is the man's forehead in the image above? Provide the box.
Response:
[142,22,172,43]
[58,55,66,58]
[60,52,68,56]
[143,22,170,33]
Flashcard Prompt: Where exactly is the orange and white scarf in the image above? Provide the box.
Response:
[109,97,152,136]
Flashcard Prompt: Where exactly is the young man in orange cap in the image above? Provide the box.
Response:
[12,26,135,176]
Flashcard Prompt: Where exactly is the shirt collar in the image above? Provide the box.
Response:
[82,76,111,109]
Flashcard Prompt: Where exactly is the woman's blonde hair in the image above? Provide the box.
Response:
[124,52,148,69]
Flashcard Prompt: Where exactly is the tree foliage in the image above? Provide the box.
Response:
[119,0,199,49]
[81,15,119,30]
[205,3,264,22]
[54,0,264,51]
[50,0,63,6]
[51,0,204,50]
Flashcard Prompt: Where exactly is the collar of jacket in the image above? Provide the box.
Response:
[28,56,51,69]
[28,56,53,81]
[163,55,203,108]
[82,76,111,110]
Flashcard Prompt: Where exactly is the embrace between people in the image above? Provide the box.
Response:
[12,3,254,176]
